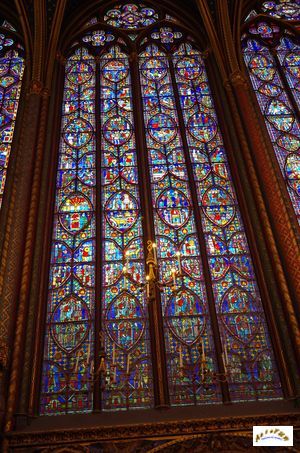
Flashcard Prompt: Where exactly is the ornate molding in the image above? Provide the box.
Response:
[5,412,300,449]
[36,431,300,453]
[56,52,67,66]
[26,80,50,98]
[225,70,249,90]
[27,80,44,96]
[0,339,9,371]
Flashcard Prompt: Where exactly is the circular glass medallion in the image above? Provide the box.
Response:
[188,112,217,143]
[249,55,275,81]
[59,193,93,234]
[64,118,93,148]
[105,190,138,232]
[103,60,128,82]
[258,82,282,97]
[67,62,93,85]
[176,57,202,80]
[266,99,294,132]
[157,188,190,229]
[103,116,132,146]
[148,113,177,144]
[51,295,90,352]
[0,75,15,88]
[277,133,300,152]
[202,186,235,226]
[142,58,167,80]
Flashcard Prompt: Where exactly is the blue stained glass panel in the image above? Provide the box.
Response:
[41,48,96,415]
[101,46,152,410]
[174,42,282,402]
[139,44,221,406]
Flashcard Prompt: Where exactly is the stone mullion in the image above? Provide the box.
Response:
[11,0,68,421]
[19,60,66,418]
[3,84,51,433]
[0,71,28,256]
[227,71,300,366]
[129,51,170,409]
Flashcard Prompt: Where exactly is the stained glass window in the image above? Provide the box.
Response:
[242,19,300,223]
[104,4,158,29]
[41,48,96,415]
[41,3,283,415]
[139,44,220,405]
[0,23,24,208]
[172,43,281,402]
[262,1,300,20]
[100,45,152,410]
[85,4,177,29]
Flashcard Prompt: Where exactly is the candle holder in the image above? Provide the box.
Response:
[175,338,237,389]
[122,240,184,301]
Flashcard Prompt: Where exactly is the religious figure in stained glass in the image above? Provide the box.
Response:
[41,2,282,415]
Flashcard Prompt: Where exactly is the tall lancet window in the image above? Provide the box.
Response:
[242,2,300,223]
[0,20,25,207]
[40,3,282,415]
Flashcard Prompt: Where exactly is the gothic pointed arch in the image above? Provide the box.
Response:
[38,1,284,416]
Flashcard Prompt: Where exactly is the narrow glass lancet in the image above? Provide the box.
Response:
[100,46,152,410]
[139,44,221,406]
[41,48,96,414]
[173,42,282,402]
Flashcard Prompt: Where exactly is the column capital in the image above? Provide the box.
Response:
[56,52,67,66]
[27,79,43,96]
[226,70,249,90]
[0,339,9,371]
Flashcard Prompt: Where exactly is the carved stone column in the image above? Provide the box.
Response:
[0,79,50,432]
[225,70,300,359]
